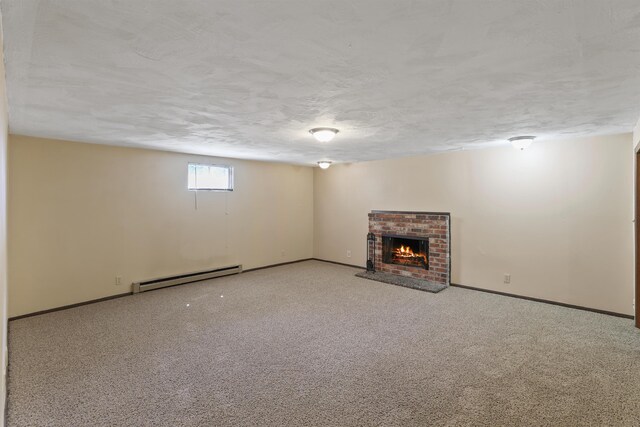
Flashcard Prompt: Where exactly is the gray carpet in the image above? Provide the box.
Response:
[7,260,640,426]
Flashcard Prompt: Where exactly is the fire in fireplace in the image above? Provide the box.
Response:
[382,235,429,270]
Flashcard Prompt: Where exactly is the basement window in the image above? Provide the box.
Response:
[187,163,234,191]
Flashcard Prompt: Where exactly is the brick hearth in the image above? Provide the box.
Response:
[369,210,450,287]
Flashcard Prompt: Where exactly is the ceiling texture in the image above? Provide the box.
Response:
[3,0,640,164]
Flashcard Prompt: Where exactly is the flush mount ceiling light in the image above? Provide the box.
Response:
[509,135,536,150]
[309,127,339,143]
[317,161,332,169]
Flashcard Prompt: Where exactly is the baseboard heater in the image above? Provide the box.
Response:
[132,265,243,293]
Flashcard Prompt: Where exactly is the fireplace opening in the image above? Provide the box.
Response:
[382,235,429,270]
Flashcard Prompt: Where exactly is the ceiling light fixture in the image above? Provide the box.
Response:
[509,135,536,150]
[309,127,339,143]
[317,161,332,169]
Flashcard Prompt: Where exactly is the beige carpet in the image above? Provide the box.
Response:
[7,260,640,426]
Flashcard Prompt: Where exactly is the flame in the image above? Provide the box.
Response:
[395,245,418,258]
[391,242,428,267]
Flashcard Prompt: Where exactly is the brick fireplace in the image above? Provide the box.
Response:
[368,211,450,287]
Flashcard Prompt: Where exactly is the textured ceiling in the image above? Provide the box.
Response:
[3,1,640,164]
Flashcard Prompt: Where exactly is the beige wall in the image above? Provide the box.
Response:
[7,132,636,318]
[314,134,635,315]
[0,20,8,425]
[8,135,314,317]
[634,116,639,321]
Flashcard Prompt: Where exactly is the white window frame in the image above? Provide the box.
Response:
[187,163,234,192]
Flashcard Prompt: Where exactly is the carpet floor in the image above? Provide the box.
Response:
[7,260,640,426]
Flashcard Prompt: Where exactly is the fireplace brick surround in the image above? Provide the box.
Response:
[369,211,450,287]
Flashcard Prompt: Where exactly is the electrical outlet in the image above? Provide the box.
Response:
[504,273,511,284]
[115,276,122,286]
[347,250,352,258]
